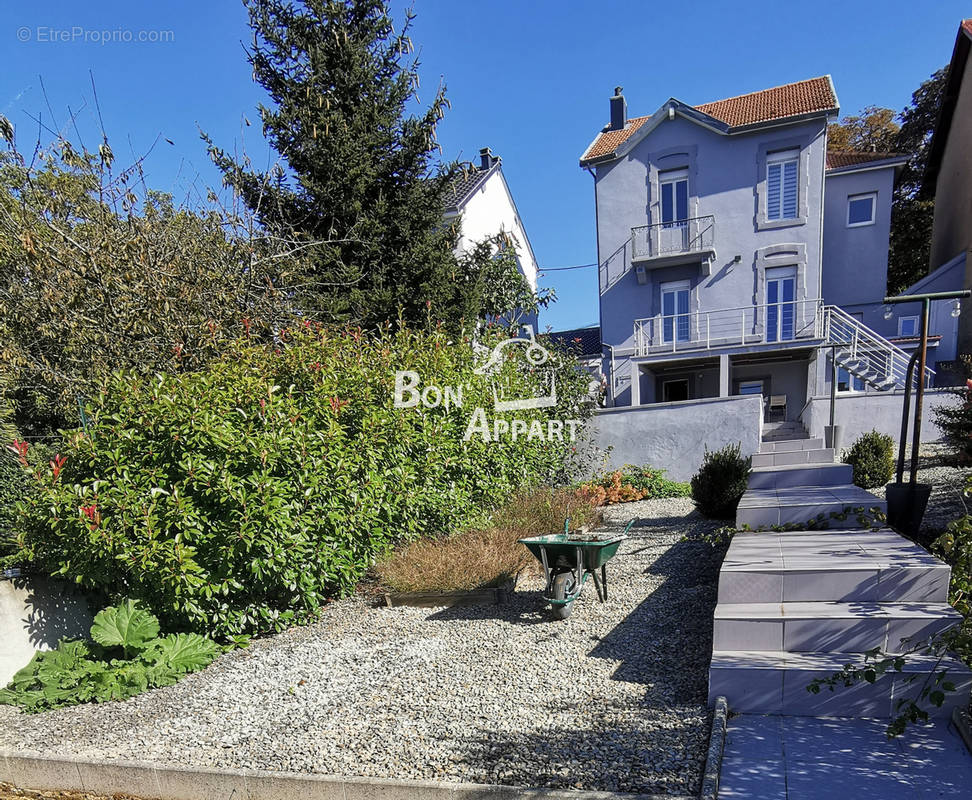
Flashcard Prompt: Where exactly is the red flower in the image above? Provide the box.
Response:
[50,454,66,480]
[81,504,100,529]
[8,439,28,466]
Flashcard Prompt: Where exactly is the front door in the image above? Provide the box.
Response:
[661,280,691,344]
[766,267,796,343]
[663,379,689,402]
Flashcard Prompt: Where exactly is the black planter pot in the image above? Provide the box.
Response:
[885,482,932,536]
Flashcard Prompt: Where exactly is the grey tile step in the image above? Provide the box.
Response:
[752,448,835,468]
[718,529,951,604]
[759,437,825,454]
[735,485,886,529]
[748,462,849,488]
[713,601,962,654]
[708,649,972,717]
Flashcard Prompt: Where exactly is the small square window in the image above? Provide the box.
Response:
[847,193,876,227]
[898,316,919,337]
[738,380,763,396]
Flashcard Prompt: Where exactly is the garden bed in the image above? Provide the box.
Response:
[0,498,726,796]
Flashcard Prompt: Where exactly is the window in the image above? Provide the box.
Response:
[837,367,865,393]
[898,316,919,337]
[847,192,876,227]
[738,380,763,396]
[767,150,799,220]
[765,266,796,343]
[659,169,689,227]
[660,280,691,343]
[663,379,689,402]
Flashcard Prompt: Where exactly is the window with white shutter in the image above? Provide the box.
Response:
[766,150,799,220]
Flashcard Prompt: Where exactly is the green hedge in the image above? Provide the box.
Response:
[13,326,591,639]
[843,430,895,489]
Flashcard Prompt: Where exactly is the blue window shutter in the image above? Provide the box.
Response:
[783,160,798,218]
[767,163,781,219]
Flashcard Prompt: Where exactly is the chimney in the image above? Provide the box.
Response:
[479,146,497,170]
[609,86,627,131]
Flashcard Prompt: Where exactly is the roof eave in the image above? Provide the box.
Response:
[726,107,838,135]
[825,155,910,175]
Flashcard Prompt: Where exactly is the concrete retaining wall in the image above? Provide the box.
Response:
[0,577,92,685]
[587,395,763,482]
[800,389,962,450]
[0,751,688,800]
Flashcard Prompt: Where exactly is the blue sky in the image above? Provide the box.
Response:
[1,1,967,331]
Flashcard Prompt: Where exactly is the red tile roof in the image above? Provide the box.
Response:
[826,151,907,170]
[581,77,838,164]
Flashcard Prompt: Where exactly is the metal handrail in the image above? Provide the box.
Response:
[631,215,715,260]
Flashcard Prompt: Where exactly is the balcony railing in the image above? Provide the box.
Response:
[633,299,824,356]
[631,216,715,263]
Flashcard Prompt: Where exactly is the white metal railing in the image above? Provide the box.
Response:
[633,299,824,355]
[823,305,934,389]
[631,216,715,261]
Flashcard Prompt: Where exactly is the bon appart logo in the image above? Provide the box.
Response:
[392,333,581,443]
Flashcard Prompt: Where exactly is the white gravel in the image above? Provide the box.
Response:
[0,498,725,796]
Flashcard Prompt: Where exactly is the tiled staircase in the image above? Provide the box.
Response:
[708,433,971,717]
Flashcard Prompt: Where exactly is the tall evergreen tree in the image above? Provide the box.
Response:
[205,0,470,328]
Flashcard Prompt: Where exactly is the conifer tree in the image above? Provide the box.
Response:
[206,0,467,327]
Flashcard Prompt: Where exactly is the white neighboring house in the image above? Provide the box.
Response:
[444,147,540,332]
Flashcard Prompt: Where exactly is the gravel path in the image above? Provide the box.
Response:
[0,498,725,796]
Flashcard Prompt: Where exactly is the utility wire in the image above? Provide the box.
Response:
[537,262,597,272]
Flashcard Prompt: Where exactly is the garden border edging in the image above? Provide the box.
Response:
[0,750,694,800]
[699,696,727,800]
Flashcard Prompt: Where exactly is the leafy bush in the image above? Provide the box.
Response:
[690,443,751,520]
[0,441,54,566]
[0,600,218,713]
[376,488,600,593]
[14,326,592,639]
[933,375,972,462]
[577,465,690,506]
[843,430,895,489]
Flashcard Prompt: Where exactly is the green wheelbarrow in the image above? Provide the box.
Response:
[518,519,633,619]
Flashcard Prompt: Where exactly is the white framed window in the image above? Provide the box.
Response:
[659,168,689,227]
[764,266,797,343]
[660,280,691,344]
[847,192,876,227]
[767,149,799,221]
[738,380,763,396]
[898,316,919,337]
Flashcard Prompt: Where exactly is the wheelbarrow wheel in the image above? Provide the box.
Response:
[551,572,576,620]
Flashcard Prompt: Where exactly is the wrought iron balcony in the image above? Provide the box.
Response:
[630,215,716,266]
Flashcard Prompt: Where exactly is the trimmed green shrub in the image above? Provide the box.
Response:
[843,430,895,489]
[690,443,751,520]
[0,600,218,712]
[13,326,592,639]
[933,376,972,462]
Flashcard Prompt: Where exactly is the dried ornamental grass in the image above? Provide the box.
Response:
[376,488,601,593]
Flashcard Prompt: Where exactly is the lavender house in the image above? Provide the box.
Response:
[578,78,960,476]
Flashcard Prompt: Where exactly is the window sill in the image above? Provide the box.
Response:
[756,215,807,231]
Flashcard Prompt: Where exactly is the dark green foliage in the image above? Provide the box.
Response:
[690,443,751,520]
[205,0,534,329]
[0,441,54,564]
[0,600,218,713]
[843,430,895,489]
[933,374,972,462]
[13,327,592,639]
